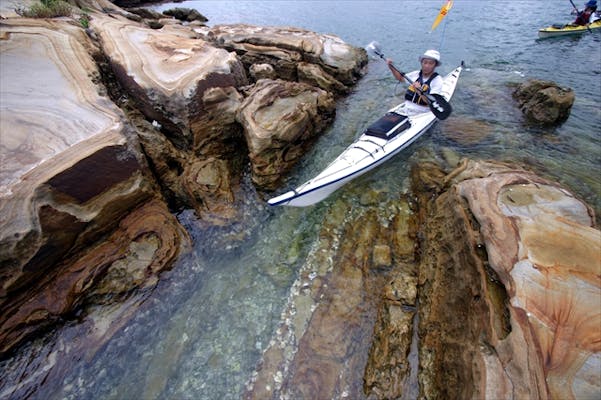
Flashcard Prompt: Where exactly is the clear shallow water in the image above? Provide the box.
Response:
[1,1,600,399]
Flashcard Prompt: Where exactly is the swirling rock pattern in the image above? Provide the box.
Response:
[92,15,368,208]
[0,18,189,355]
[412,159,600,399]
[0,199,190,355]
[90,13,251,218]
[0,18,145,292]
[91,13,248,150]
[236,79,336,189]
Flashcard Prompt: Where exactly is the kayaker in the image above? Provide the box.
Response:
[573,0,599,25]
[386,49,444,114]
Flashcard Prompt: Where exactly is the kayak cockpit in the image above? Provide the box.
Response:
[363,112,411,140]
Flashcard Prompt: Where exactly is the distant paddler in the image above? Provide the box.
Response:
[570,0,600,26]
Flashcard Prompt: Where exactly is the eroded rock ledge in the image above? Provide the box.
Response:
[0,1,367,356]
[0,16,191,356]
[363,159,600,399]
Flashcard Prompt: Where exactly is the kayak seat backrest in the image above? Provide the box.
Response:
[364,112,411,140]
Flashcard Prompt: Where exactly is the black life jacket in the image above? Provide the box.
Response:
[405,71,439,105]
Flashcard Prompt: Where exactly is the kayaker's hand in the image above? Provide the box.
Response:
[412,81,422,90]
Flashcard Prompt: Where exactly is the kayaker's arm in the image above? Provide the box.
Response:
[387,59,406,82]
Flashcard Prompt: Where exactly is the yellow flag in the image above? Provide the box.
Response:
[431,0,453,32]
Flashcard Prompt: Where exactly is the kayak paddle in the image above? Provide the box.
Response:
[365,41,452,120]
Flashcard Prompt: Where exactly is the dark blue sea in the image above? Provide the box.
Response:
[1,1,599,399]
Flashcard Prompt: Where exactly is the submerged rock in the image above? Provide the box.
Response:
[411,158,599,399]
[245,197,417,400]
[513,79,575,126]
[439,116,494,145]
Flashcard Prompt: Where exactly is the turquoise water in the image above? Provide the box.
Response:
[1,1,599,399]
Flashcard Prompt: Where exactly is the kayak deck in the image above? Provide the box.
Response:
[267,64,463,207]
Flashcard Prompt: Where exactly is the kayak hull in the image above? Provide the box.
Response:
[267,64,463,207]
[538,19,601,38]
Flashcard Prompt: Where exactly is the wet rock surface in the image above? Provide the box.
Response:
[411,158,599,399]
[0,0,367,359]
[513,79,575,126]
[244,193,417,400]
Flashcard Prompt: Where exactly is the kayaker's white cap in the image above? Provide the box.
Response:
[419,49,441,66]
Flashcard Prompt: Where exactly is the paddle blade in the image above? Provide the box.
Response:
[426,93,452,120]
[431,0,453,32]
[365,41,384,59]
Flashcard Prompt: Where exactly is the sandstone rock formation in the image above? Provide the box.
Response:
[0,1,368,357]
[196,24,368,95]
[89,12,251,221]
[91,15,367,214]
[0,16,190,355]
[410,159,600,399]
[244,193,417,400]
[513,79,575,126]
[236,79,336,189]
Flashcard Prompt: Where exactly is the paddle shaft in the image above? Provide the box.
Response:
[374,52,436,104]
[371,49,451,119]
[373,51,432,98]
[569,0,593,32]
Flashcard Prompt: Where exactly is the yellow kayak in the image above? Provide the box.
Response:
[538,19,601,38]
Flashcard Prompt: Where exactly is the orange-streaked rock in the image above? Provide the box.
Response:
[414,159,600,399]
[0,17,189,356]
[0,198,190,355]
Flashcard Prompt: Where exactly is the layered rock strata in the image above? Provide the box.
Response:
[0,16,191,355]
[0,2,368,356]
[236,79,335,189]
[410,159,600,399]
[89,13,248,221]
[196,24,367,95]
[91,15,366,216]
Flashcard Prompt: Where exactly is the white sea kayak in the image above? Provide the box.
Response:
[267,63,463,207]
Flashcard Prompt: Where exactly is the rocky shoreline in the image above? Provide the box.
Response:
[0,0,367,357]
[1,1,599,399]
